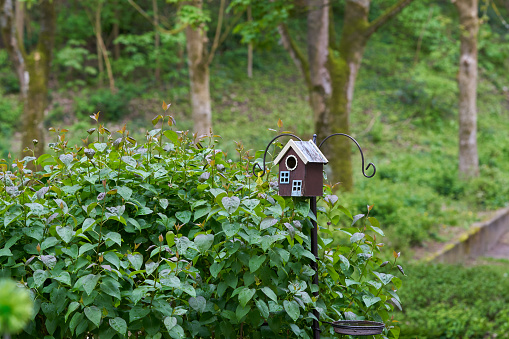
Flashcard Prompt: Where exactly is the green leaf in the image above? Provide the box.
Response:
[350,232,365,243]
[84,306,102,327]
[193,206,211,221]
[128,253,143,271]
[194,234,214,253]
[256,299,269,319]
[4,207,22,227]
[163,130,179,144]
[236,304,250,321]
[168,324,185,339]
[56,226,74,243]
[79,243,95,256]
[362,295,381,308]
[238,288,256,307]
[294,200,310,217]
[104,252,120,269]
[41,237,59,250]
[82,274,100,295]
[145,261,159,275]
[222,196,240,214]
[25,203,45,216]
[0,248,12,257]
[129,306,150,322]
[222,221,241,237]
[116,186,133,202]
[65,302,80,322]
[189,295,207,313]
[40,255,57,269]
[338,254,350,270]
[105,232,122,246]
[109,317,127,336]
[101,278,121,300]
[94,143,108,153]
[210,261,225,278]
[373,272,395,285]
[249,255,266,273]
[283,300,300,322]
[166,232,175,247]
[290,323,301,336]
[260,217,277,230]
[351,214,365,226]
[33,270,50,288]
[261,287,277,302]
[336,205,353,220]
[164,316,177,332]
[242,199,259,210]
[159,198,169,210]
[53,272,71,286]
[175,211,191,224]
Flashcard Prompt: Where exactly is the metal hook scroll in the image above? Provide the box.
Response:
[252,133,302,178]
[318,133,376,178]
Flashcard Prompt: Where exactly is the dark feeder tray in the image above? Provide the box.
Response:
[324,320,385,336]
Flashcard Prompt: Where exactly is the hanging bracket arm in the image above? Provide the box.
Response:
[318,133,376,178]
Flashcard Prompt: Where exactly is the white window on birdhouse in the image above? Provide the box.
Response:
[291,180,302,196]
[280,171,290,184]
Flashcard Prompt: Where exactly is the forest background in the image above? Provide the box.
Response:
[0,0,509,337]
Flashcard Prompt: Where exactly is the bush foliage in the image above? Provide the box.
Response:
[0,114,403,338]
[398,263,509,338]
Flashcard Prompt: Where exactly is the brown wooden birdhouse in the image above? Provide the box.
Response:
[273,140,328,197]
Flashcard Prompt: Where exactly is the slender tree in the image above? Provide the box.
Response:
[0,0,56,157]
[454,0,479,178]
[279,0,414,190]
[128,0,243,137]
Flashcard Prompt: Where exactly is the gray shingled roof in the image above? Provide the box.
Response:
[273,140,328,165]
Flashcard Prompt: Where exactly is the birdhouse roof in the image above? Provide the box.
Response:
[273,140,328,165]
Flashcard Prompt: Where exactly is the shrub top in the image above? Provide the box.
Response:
[0,113,403,338]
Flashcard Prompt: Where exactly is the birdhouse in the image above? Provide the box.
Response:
[273,140,328,197]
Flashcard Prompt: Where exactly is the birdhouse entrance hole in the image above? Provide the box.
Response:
[286,155,298,171]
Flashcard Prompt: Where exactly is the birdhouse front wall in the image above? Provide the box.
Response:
[278,149,306,197]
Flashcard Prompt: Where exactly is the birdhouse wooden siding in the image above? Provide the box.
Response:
[273,140,328,197]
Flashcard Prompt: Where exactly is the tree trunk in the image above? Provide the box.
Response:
[96,1,104,87]
[247,5,253,78]
[307,0,331,138]
[113,0,120,60]
[153,0,160,82]
[15,0,22,43]
[1,0,54,157]
[322,0,371,190]
[185,0,212,137]
[454,0,479,179]
[280,0,413,190]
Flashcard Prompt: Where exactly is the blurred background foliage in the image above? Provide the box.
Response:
[0,0,509,337]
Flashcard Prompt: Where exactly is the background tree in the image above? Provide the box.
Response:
[0,0,56,157]
[454,0,479,179]
[278,0,414,190]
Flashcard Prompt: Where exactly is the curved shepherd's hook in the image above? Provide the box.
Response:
[252,133,302,178]
[318,133,376,178]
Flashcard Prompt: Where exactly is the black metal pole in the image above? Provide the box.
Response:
[311,134,320,339]
[310,196,320,339]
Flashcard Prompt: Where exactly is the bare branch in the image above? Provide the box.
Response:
[206,0,226,65]
[278,23,311,89]
[365,0,414,37]
[126,0,188,35]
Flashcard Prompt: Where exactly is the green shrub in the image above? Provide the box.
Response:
[0,114,404,338]
[398,263,509,338]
